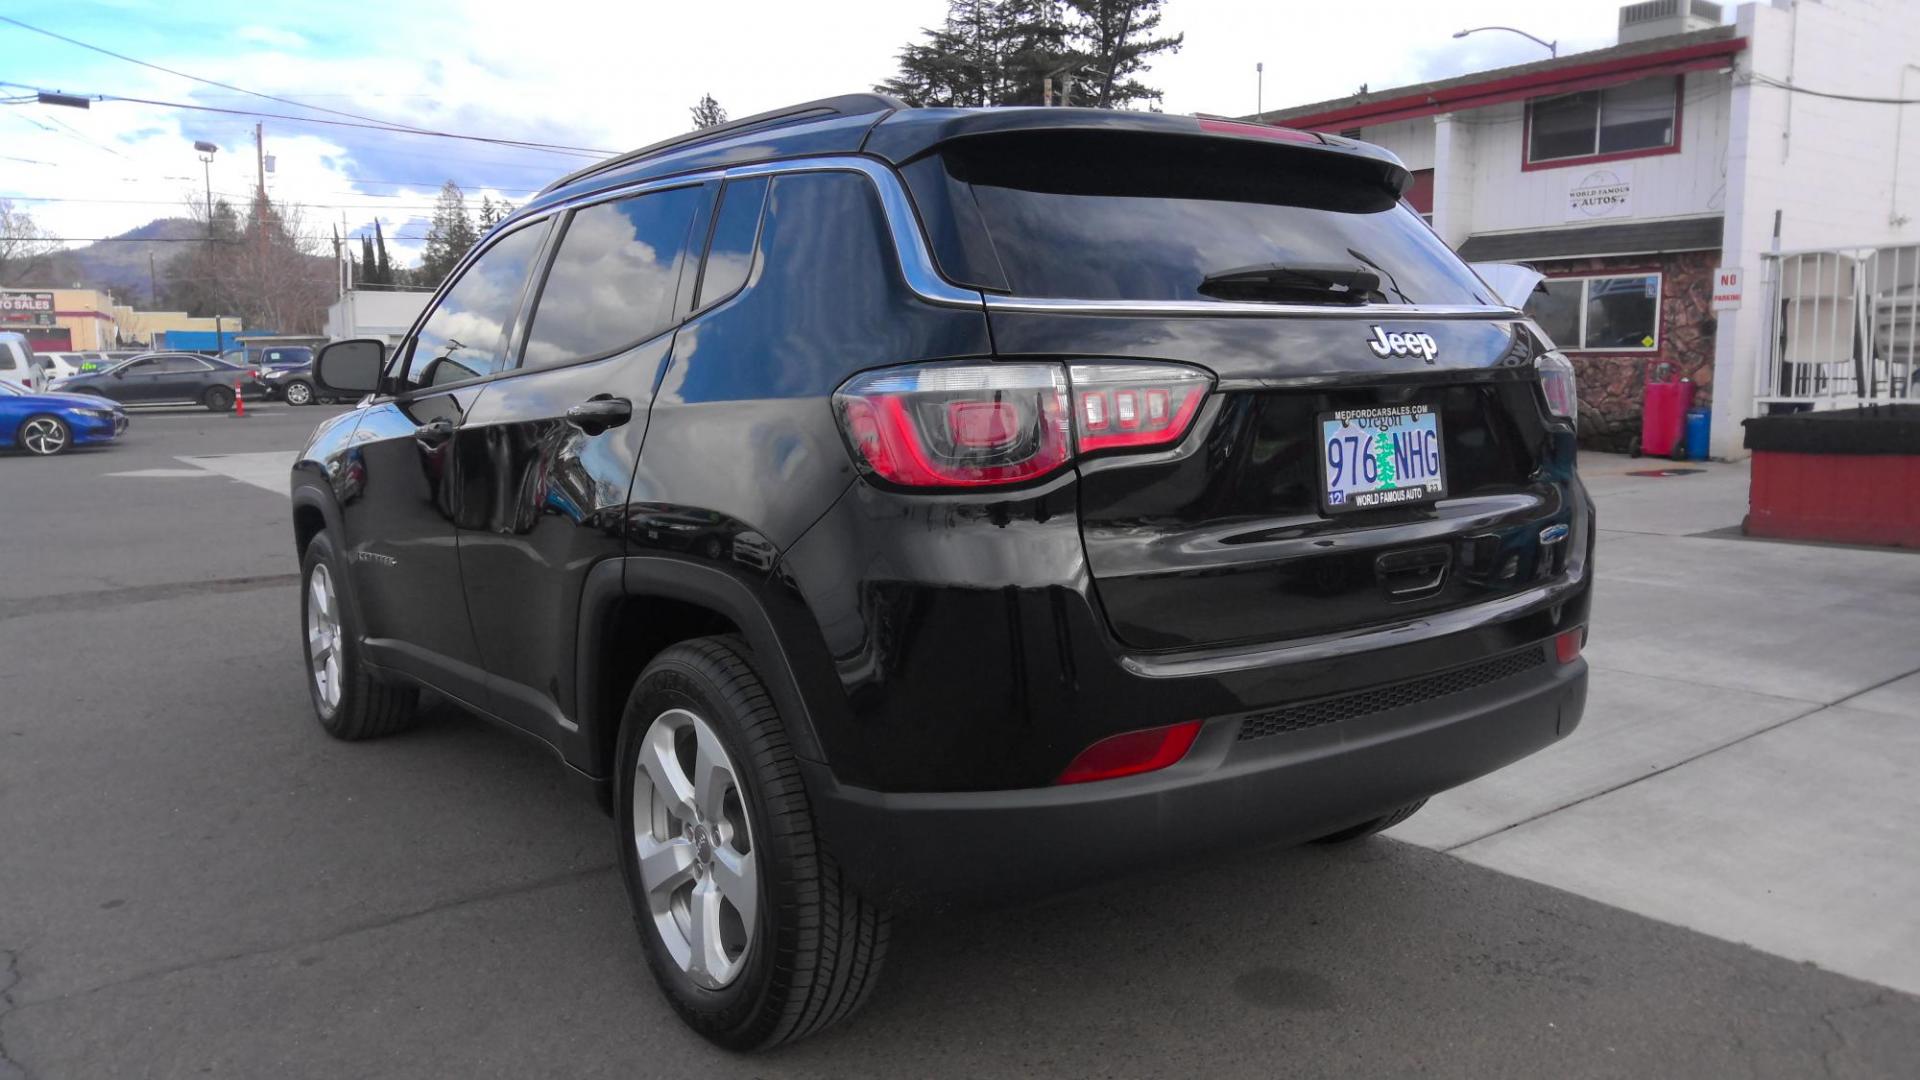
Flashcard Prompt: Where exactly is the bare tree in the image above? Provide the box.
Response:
[164,194,334,334]
[0,199,56,286]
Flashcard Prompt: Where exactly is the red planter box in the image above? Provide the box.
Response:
[1743,407,1920,548]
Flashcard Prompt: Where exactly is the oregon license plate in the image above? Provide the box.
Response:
[1318,405,1447,513]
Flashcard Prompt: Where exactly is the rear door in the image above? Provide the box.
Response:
[906,129,1577,652]
[452,181,713,741]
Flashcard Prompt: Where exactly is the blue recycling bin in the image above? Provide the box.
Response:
[1685,408,1711,461]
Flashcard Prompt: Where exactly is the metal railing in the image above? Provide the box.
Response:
[1754,244,1920,410]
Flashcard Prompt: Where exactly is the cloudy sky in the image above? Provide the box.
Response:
[3,0,1672,271]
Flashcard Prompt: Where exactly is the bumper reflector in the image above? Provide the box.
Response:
[1555,628,1584,665]
[1054,720,1202,785]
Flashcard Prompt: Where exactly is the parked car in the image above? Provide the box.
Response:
[257,357,338,405]
[38,352,91,382]
[289,96,1592,1050]
[0,380,128,455]
[0,332,47,394]
[55,352,264,411]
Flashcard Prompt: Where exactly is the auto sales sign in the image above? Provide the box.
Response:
[0,291,55,327]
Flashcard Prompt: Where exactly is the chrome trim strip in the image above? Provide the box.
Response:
[984,296,1522,319]
[721,157,987,308]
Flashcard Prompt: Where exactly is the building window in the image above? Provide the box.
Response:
[1526,77,1679,166]
[1525,273,1661,352]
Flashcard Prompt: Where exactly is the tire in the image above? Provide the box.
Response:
[615,635,889,1050]
[1312,799,1428,844]
[17,414,71,456]
[202,385,235,412]
[284,380,314,406]
[300,532,419,740]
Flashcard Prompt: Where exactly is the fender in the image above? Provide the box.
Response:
[573,556,832,779]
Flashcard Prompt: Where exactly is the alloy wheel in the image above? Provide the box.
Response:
[306,563,343,712]
[285,381,313,406]
[632,707,759,989]
[20,417,68,456]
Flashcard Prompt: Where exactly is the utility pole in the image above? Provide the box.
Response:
[253,123,269,280]
[147,250,157,306]
[195,140,225,355]
[1256,62,1264,118]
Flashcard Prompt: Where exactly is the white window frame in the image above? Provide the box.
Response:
[1533,271,1663,353]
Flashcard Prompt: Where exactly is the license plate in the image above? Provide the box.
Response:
[1318,405,1447,513]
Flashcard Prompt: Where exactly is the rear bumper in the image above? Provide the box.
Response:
[808,652,1585,906]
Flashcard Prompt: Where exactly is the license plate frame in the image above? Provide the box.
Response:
[1317,405,1448,515]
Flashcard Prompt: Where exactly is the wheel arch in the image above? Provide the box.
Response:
[576,557,832,781]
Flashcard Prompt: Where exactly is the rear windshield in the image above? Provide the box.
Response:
[906,131,1493,306]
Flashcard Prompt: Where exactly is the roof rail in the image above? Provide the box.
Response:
[540,93,907,194]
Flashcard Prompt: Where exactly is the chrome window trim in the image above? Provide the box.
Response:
[504,154,1518,325]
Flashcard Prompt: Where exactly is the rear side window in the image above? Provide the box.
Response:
[910,131,1493,306]
[695,177,769,310]
[521,185,707,370]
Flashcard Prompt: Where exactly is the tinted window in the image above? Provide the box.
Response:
[521,185,706,370]
[404,222,549,387]
[696,177,768,310]
[920,131,1492,305]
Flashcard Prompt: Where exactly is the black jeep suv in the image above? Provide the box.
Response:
[293,95,1592,1050]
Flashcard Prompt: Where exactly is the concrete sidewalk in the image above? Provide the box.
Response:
[1398,452,1920,996]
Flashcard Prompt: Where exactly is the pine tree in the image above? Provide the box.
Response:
[1066,0,1183,109]
[373,220,393,285]
[878,1,1173,109]
[419,182,478,288]
[689,93,728,129]
[359,234,377,286]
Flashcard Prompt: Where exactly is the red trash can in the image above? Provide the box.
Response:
[1635,362,1694,460]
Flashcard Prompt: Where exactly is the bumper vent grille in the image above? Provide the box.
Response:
[1237,646,1548,742]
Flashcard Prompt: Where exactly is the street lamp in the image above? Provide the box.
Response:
[1451,25,1557,58]
[193,140,226,355]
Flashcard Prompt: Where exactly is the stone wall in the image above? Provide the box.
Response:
[1533,250,1720,453]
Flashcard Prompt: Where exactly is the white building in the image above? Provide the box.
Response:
[324,288,431,346]
[1249,0,1920,457]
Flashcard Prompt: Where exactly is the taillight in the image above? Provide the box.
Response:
[1069,362,1210,453]
[834,360,1211,489]
[834,363,1071,487]
[1538,349,1577,420]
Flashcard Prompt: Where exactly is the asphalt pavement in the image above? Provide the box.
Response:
[1,407,1915,1078]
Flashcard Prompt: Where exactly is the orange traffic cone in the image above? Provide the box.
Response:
[231,379,248,419]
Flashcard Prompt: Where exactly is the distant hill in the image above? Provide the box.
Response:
[40,217,203,303]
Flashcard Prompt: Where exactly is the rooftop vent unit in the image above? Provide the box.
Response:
[1618,0,1722,43]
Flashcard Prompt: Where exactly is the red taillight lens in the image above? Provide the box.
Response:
[1070,362,1210,453]
[835,363,1071,487]
[834,361,1212,489]
[1055,720,1203,785]
[1555,628,1584,664]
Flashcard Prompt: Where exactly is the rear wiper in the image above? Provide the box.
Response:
[1197,262,1381,304]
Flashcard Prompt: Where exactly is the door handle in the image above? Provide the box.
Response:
[413,417,456,445]
[566,396,632,435]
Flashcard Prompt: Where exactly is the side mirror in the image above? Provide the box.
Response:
[315,339,385,396]
[419,356,478,388]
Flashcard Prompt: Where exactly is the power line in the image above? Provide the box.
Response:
[1744,74,1920,105]
[0,15,612,156]
[1,88,611,158]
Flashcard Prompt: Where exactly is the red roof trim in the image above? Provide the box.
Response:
[1280,37,1746,131]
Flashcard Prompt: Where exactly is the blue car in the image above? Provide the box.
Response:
[0,381,128,456]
